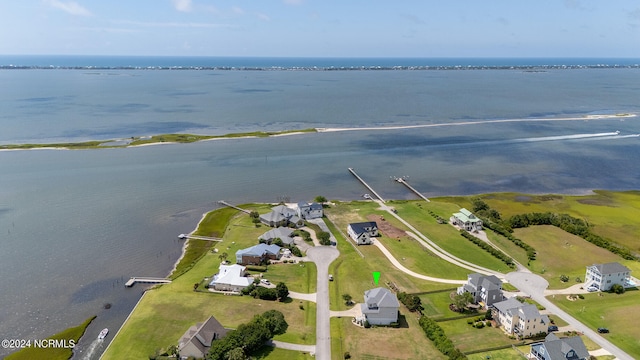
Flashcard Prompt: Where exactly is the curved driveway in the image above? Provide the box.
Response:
[306,246,340,360]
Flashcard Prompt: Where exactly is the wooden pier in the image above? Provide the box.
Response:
[395,177,430,202]
[125,277,172,287]
[348,168,385,203]
[178,233,223,242]
[218,200,252,214]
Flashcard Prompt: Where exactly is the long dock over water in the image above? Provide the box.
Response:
[178,234,223,242]
[125,277,172,287]
[394,177,430,202]
[348,168,385,203]
[218,200,252,214]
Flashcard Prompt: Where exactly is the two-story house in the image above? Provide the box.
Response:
[451,208,483,231]
[359,287,400,326]
[457,273,503,308]
[235,243,282,265]
[493,297,549,339]
[259,205,304,228]
[347,221,379,245]
[585,262,631,291]
[297,202,323,220]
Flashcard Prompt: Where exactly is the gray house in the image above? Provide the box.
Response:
[297,202,323,220]
[359,287,400,326]
[530,333,589,360]
[457,273,503,308]
[259,227,295,246]
[178,316,228,360]
[259,205,304,228]
[347,221,379,245]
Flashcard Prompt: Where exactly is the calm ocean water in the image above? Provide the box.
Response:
[0,57,639,358]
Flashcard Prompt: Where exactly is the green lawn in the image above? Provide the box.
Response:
[514,225,623,288]
[263,261,317,293]
[439,191,640,254]
[466,345,530,360]
[548,289,640,359]
[418,290,459,319]
[330,316,447,360]
[438,318,522,353]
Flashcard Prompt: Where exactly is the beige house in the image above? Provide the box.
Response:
[178,316,228,359]
[492,297,549,339]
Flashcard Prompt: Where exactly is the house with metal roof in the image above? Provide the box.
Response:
[451,208,483,231]
[259,205,304,228]
[235,243,282,265]
[457,273,503,308]
[359,287,400,326]
[530,333,589,360]
[347,221,379,245]
[258,227,295,246]
[297,202,323,220]
[178,315,228,359]
[492,297,549,339]
[585,262,631,291]
[208,264,252,292]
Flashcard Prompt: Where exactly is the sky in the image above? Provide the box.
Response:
[0,0,639,58]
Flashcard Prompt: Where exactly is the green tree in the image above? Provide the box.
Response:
[342,293,353,305]
[314,195,327,204]
[276,282,289,301]
[260,309,288,335]
[610,283,625,294]
[218,252,228,263]
[226,347,245,360]
[318,231,331,245]
[452,292,474,312]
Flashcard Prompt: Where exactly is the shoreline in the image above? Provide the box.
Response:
[167,211,209,278]
[0,113,635,152]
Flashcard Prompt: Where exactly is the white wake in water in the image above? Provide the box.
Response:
[79,338,103,360]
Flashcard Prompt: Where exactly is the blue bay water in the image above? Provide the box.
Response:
[0,57,639,358]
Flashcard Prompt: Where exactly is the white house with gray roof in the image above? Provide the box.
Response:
[530,333,589,360]
[457,273,503,308]
[451,208,483,231]
[297,202,323,220]
[585,262,631,291]
[359,287,400,326]
[492,297,549,339]
[347,221,379,245]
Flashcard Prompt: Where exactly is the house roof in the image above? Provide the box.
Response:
[348,221,378,235]
[492,297,524,314]
[517,303,542,320]
[178,316,228,357]
[363,287,400,309]
[259,227,294,242]
[237,243,281,258]
[209,264,251,287]
[271,205,297,217]
[535,333,590,360]
[588,262,630,275]
[468,273,502,291]
[454,208,481,223]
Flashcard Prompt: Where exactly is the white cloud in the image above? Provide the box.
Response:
[283,0,303,5]
[172,0,192,12]
[117,20,233,29]
[44,0,92,16]
[257,13,271,21]
[232,7,245,15]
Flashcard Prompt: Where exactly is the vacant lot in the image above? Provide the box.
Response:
[438,318,522,353]
[514,225,622,288]
[549,289,640,359]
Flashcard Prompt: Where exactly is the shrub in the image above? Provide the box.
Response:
[560,274,569,282]
[343,352,351,359]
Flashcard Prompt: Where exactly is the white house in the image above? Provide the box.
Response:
[359,287,400,326]
[178,316,228,360]
[347,221,379,245]
[451,208,483,231]
[297,202,323,220]
[585,262,632,291]
[208,264,252,292]
[492,297,549,339]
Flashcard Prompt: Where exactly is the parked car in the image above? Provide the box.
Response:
[587,286,598,292]
[597,327,609,333]
[548,325,558,332]
[328,274,333,281]
[260,279,270,285]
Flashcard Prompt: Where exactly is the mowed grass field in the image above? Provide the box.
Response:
[437,191,640,254]
[438,318,521,353]
[514,225,623,288]
[330,316,446,360]
[549,289,640,359]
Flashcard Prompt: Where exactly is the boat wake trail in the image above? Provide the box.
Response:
[79,339,102,360]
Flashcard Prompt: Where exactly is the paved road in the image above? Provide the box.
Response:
[506,271,633,360]
[267,340,316,353]
[306,246,340,360]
